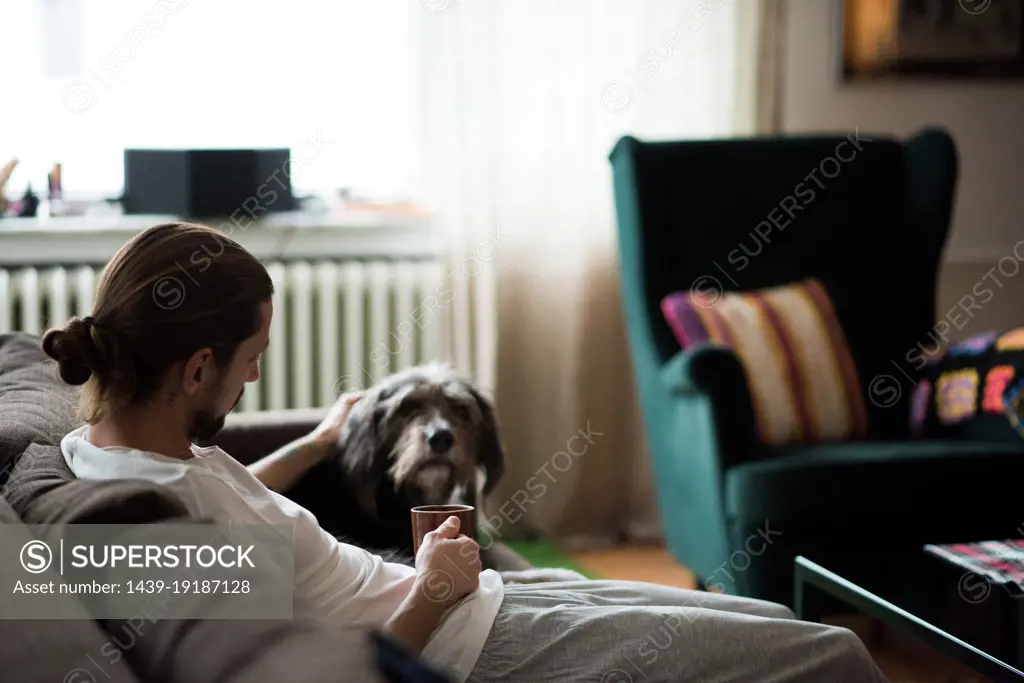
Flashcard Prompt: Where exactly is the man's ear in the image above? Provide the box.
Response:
[181,348,216,396]
[470,388,505,495]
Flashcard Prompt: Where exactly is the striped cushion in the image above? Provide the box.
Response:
[661,278,867,445]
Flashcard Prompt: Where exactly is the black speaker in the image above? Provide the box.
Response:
[122,148,296,218]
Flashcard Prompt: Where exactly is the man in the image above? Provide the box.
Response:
[47,222,890,683]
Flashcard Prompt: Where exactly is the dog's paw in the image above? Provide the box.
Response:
[499,568,590,585]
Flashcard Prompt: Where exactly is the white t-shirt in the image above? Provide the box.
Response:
[61,424,504,682]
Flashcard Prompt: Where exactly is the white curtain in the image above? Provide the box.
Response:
[410,0,768,545]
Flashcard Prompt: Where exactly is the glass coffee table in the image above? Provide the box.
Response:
[795,548,1024,681]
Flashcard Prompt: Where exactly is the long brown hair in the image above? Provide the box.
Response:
[42,222,274,423]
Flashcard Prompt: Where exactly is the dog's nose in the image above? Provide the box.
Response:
[426,427,454,453]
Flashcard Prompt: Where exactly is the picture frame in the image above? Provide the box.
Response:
[839,0,1024,80]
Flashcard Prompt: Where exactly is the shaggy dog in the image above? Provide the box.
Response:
[285,363,585,583]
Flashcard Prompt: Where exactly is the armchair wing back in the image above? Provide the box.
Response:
[611,128,957,442]
[609,128,966,604]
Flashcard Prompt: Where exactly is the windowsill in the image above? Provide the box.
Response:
[0,203,432,229]
[0,208,438,266]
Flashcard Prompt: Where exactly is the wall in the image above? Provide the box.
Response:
[782,0,1024,340]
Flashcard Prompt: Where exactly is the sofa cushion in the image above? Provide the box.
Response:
[725,440,1024,529]
[661,278,867,445]
[0,332,80,486]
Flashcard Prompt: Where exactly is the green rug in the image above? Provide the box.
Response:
[503,538,597,578]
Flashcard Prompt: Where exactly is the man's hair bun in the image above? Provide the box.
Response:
[41,316,101,386]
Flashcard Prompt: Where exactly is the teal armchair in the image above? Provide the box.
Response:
[609,127,1024,607]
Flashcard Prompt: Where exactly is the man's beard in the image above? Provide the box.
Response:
[188,387,245,444]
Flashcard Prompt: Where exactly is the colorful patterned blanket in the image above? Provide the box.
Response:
[925,539,1024,589]
[911,328,1024,443]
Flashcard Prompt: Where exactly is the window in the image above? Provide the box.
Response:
[3,0,413,200]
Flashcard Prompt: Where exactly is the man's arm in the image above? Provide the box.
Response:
[248,392,362,493]
[383,582,449,654]
[247,432,331,493]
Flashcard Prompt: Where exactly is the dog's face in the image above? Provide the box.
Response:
[335,363,504,516]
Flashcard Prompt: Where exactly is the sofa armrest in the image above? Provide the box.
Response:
[2,442,192,524]
[106,612,417,683]
[1,497,145,683]
[660,344,759,468]
[212,408,329,466]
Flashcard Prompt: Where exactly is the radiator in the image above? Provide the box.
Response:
[0,258,484,413]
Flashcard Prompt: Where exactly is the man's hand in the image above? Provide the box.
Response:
[414,516,482,607]
[384,516,482,653]
[308,391,363,460]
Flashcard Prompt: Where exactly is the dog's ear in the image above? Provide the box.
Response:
[337,395,389,517]
[470,388,505,495]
